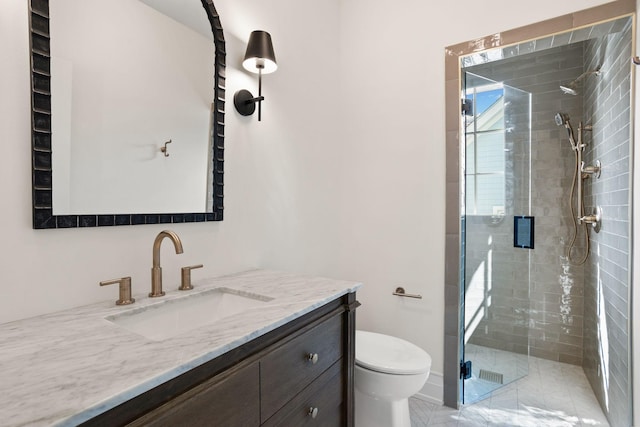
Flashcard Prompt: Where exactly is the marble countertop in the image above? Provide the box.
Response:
[0,269,361,427]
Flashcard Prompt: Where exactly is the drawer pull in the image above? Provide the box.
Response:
[306,353,319,364]
[307,407,319,418]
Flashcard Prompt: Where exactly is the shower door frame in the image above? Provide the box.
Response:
[442,0,636,414]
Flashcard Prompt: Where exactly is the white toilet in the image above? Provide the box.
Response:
[355,330,432,427]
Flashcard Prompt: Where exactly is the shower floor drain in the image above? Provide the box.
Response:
[478,369,504,384]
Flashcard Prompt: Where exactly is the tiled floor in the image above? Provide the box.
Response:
[409,354,610,426]
[463,344,530,403]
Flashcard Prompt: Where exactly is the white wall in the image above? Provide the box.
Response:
[634,3,640,425]
[0,0,342,324]
[1,0,635,411]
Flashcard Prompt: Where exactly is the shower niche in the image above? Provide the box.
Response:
[448,8,634,427]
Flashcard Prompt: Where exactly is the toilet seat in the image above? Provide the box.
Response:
[355,330,431,375]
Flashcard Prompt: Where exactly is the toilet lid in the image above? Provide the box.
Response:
[355,330,432,375]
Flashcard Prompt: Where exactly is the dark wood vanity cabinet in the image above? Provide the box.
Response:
[130,361,261,426]
[82,293,358,427]
[260,313,344,422]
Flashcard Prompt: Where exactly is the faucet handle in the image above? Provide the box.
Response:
[179,264,203,291]
[100,277,135,305]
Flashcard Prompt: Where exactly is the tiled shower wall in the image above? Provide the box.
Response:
[465,43,586,364]
[582,21,632,427]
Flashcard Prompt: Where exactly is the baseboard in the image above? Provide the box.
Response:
[413,371,443,405]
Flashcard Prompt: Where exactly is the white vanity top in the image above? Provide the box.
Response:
[0,269,361,426]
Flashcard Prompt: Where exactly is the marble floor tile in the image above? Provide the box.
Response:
[409,350,609,427]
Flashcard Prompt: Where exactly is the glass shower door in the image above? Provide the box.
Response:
[461,72,532,404]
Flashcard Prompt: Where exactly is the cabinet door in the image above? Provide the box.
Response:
[129,361,260,427]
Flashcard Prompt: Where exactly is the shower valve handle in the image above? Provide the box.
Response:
[579,207,602,233]
[581,160,601,179]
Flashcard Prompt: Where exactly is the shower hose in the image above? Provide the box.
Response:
[567,148,590,265]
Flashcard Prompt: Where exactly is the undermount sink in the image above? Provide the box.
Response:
[105,287,273,341]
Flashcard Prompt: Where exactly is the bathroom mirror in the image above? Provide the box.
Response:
[29,0,225,228]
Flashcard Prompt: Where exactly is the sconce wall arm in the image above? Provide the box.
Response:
[235,30,275,121]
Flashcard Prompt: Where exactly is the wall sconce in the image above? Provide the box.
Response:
[234,30,277,121]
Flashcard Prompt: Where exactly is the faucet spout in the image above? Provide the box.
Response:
[152,230,184,268]
[150,230,184,297]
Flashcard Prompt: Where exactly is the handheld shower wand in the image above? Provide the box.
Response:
[555,112,601,265]
[554,112,577,150]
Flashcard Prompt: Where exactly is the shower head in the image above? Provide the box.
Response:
[555,112,569,127]
[560,84,578,96]
[559,67,602,96]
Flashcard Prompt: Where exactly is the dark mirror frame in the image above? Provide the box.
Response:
[28,0,225,229]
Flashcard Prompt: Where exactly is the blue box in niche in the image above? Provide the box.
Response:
[514,216,534,249]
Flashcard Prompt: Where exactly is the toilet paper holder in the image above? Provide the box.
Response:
[393,287,422,299]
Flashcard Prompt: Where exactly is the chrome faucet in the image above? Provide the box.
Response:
[150,230,184,297]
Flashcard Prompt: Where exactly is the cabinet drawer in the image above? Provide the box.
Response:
[262,360,343,427]
[128,361,260,427]
[260,313,344,421]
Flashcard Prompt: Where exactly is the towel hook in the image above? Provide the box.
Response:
[161,139,172,157]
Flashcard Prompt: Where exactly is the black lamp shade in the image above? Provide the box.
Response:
[242,30,277,74]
